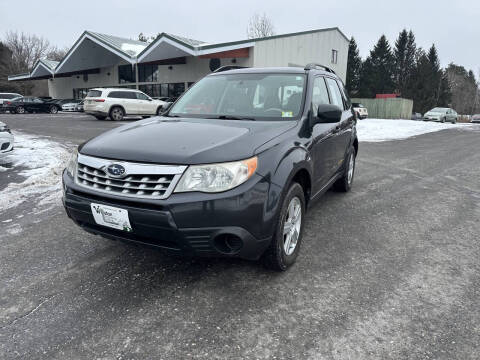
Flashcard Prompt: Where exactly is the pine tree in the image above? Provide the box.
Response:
[358,35,395,97]
[402,30,418,99]
[345,37,362,96]
[394,29,417,98]
[437,70,452,107]
[394,29,408,94]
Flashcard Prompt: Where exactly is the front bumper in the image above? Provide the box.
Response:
[62,170,275,260]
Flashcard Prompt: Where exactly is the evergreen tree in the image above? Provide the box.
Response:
[410,45,444,113]
[394,29,408,93]
[402,30,418,99]
[437,70,452,107]
[358,35,395,97]
[345,37,362,96]
[394,29,417,97]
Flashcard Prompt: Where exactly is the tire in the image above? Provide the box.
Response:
[109,106,124,121]
[441,117,445,123]
[49,105,58,114]
[156,107,163,115]
[333,147,356,192]
[451,118,456,124]
[263,182,305,271]
[16,106,25,114]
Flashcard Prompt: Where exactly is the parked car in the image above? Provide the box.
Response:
[411,112,423,120]
[471,114,480,123]
[2,97,62,114]
[76,100,85,112]
[61,100,81,112]
[0,93,22,105]
[423,107,458,123]
[84,88,167,120]
[63,64,358,271]
[352,103,368,119]
[0,121,14,154]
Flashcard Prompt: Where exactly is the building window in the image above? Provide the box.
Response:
[138,64,159,83]
[331,49,338,64]
[139,83,186,98]
[118,64,136,84]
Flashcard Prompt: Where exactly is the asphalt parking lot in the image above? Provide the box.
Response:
[1,113,479,359]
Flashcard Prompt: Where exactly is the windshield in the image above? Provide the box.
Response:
[169,73,306,120]
[429,107,448,113]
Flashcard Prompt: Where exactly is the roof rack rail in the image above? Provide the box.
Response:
[304,63,336,74]
[213,66,249,73]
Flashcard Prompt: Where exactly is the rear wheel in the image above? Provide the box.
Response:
[49,105,58,114]
[263,182,305,271]
[109,106,124,121]
[16,106,25,114]
[333,147,356,192]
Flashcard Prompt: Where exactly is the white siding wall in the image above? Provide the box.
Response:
[252,30,349,81]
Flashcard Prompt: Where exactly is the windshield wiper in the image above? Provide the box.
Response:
[207,115,256,121]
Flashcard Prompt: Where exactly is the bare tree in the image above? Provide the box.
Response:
[246,13,275,39]
[46,46,69,62]
[4,31,51,73]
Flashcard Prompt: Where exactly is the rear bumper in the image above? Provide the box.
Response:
[62,170,274,260]
[85,110,108,117]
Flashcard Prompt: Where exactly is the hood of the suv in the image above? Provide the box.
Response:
[79,117,297,164]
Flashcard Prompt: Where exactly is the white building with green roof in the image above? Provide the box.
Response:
[8,28,349,99]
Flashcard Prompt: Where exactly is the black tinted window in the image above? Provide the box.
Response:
[87,90,102,97]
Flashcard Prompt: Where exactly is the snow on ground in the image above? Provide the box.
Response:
[357,119,479,142]
[0,133,71,214]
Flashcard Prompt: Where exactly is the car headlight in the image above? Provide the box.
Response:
[174,157,258,193]
[0,125,11,133]
[65,148,78,177]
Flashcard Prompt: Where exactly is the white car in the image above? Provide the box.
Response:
[62,101,81,112]
[0,122,14,154]
[352,102,368,119]
[84,88,167,121]
[0,93,22,105]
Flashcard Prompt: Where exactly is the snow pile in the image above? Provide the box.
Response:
[0,133,71,213]
[357,119,478,142]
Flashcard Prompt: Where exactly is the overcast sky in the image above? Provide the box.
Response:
[1,0,478,72]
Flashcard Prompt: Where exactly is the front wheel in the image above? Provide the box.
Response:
[263,182,305,271]
[49,105,58,114]
[333,148,356,192]
[441,117,445,123]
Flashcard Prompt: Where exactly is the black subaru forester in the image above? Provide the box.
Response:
[63,64,358,271]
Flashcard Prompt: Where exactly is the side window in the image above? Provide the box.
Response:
[108,91,122,99]
[124,92,137,99]
[136,92,149,100]
[33,98,43,103]
[325,78,344,109]
[311,77,330,111]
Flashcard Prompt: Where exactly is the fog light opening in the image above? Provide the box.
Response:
[214,234,243,254]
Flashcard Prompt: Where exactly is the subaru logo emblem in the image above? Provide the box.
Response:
[107,164,126,178]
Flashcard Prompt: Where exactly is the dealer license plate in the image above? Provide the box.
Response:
[91,203,132,232]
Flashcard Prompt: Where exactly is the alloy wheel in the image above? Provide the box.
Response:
[111,108,124,121]
[283,196,302,256]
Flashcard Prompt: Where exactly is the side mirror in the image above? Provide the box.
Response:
[312,104,342,126]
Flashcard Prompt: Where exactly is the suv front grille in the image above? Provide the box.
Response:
[75,154,186,200]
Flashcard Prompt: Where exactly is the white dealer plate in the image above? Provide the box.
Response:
[91,203,132,232]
